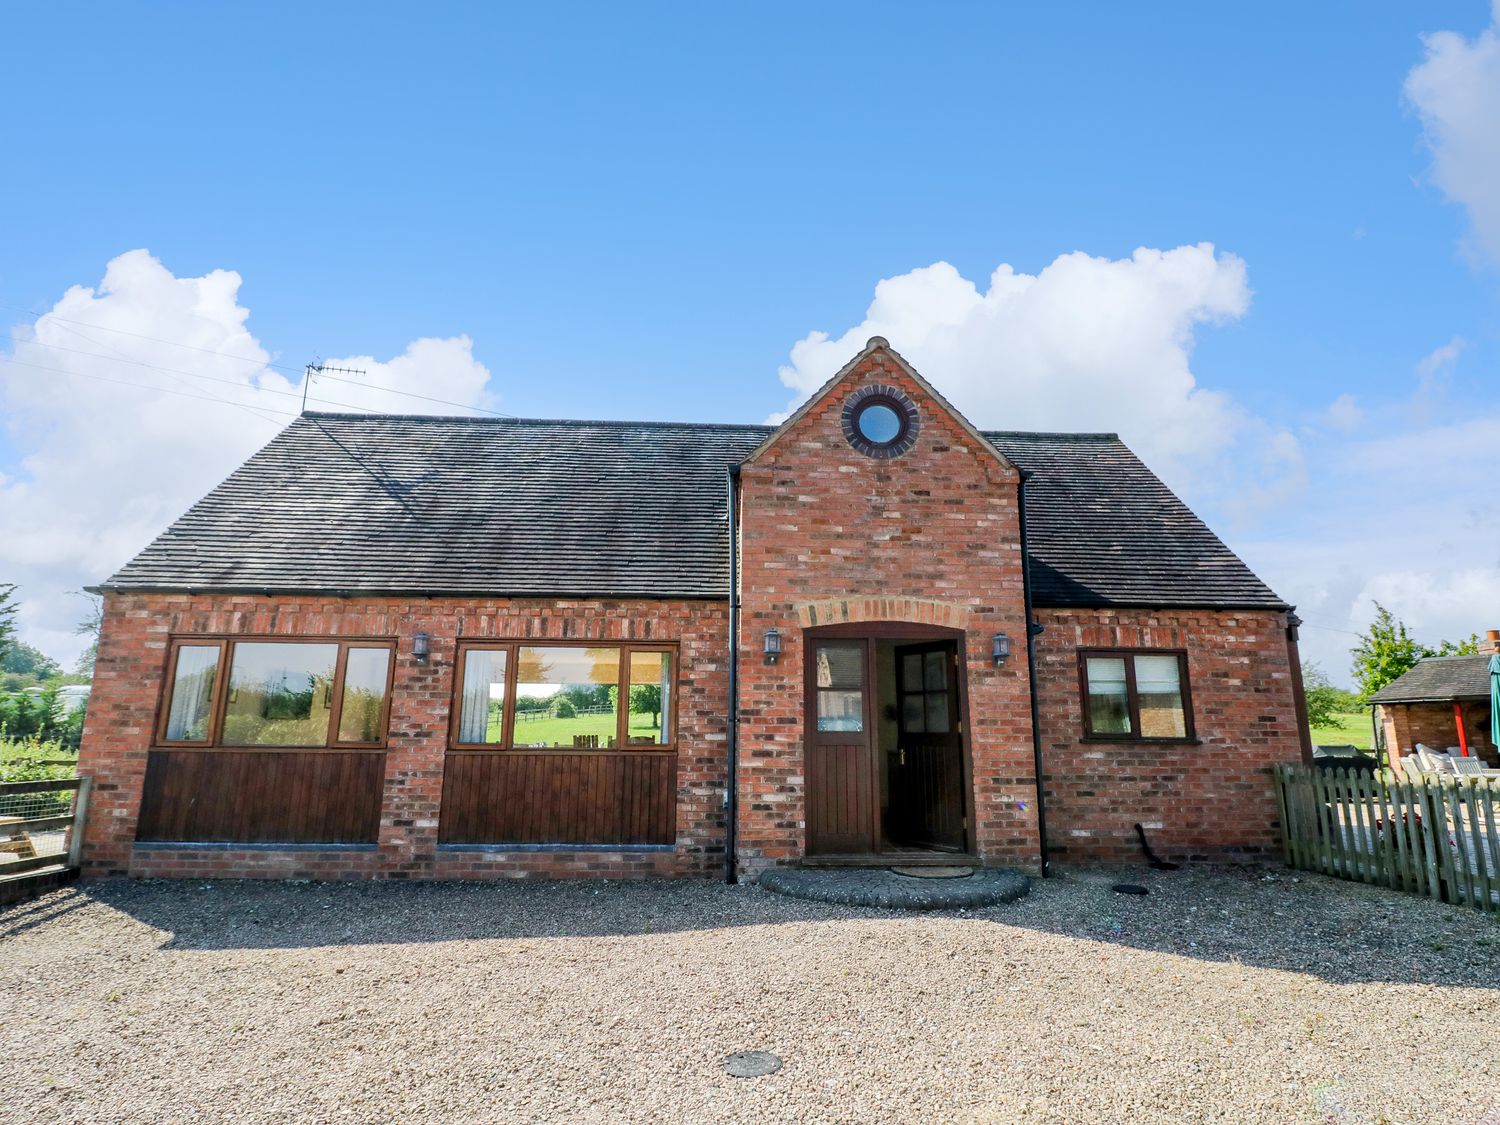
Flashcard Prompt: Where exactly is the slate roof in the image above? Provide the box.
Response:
[100,413,1288,610]
[985,431,1287,610]
[1369,655,1496,704]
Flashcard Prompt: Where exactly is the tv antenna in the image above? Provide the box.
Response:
[302,360,369,413]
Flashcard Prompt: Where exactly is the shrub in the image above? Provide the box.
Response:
[0,734,78,817]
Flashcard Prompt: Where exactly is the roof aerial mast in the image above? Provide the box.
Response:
[301,360,369,414]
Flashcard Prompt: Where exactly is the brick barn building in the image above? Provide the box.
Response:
[77,338,1310,881]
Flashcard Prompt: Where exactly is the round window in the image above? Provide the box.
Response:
[840,386,920,458]
[855,402,902,445]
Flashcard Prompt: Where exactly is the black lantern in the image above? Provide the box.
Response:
[413,630,431,664]
[763,628,782,663]
[991,631,1011,667]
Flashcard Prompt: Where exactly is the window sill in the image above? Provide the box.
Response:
[437,843,675,853]
[152,744,388,753]
[445,745,677,754]
[134,841,379,852]
[1079,736,1202,746]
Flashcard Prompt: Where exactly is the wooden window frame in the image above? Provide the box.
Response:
[1076,647,1196,743]
[448,639,679,752]
[155,636,397,750]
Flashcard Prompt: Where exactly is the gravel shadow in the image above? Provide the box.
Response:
[16,864,1500,990]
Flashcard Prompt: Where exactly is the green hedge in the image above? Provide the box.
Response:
[0,735,78,817]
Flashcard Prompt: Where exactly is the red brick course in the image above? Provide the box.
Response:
[79,593,730,880]
[1032,607,1303,863]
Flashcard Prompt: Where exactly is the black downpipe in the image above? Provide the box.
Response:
[1018,469,1050,878]
[724,465,742,884]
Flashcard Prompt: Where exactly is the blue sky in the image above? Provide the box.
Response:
[3,2,1499,680]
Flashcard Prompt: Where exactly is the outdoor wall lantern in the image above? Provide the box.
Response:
[413,630,431,664]
[763,628,782,664]
[991,631,1011,668]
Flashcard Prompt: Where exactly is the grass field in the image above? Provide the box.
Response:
[1309,709,1374,749]
[496,709,666,747]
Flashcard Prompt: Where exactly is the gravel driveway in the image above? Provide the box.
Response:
[2,866,1497,1125]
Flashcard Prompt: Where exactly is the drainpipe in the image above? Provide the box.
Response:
[724,464,742,885]
[1017,469,1049,878]
[1285,612,1314,766]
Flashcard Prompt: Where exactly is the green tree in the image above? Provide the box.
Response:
[1434,634,1481,656]
[1301,662,1343,729]
[1,640,63,680]
[0,583,17,662]
[1350,603,1482,701]
[549,695,576,719]
[73,591,103,676]
[629,683,662,728]
[1350,604,1429,700]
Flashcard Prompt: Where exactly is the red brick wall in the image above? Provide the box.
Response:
[1032,608,1302,863]
[735,345,1041,875]
[79,592,729,880]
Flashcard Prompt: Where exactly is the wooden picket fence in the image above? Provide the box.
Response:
[1273,763,1500,913]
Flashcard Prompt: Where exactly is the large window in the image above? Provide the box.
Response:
[452,642,675,750]
[1078,649,1193,741]
[158,637,394,748]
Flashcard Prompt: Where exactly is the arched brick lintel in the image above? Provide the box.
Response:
[795,597,972,630]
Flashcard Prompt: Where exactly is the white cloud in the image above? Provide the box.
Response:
[1240,411,1500,684]
[1326,393,1364,431]
[0,249,493,665]
[1413,335,1465,411]
[1406,3,1500,264]
[776,245,1300,512]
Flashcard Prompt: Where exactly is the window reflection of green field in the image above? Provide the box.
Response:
[491,708,666,746]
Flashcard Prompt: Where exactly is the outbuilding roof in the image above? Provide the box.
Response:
[1368,655,1495,704]
[100,412,1288,611]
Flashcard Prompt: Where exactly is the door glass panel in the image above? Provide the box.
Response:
[222,642,339,746]
[901,694,925,733]
[924,651,947,690]
[925,691,950,733]
[337,647,391,743]
[815,643,864,731]
[164,644,220,741]
[513,646,621,748]
[1135,654,1186,738]
[1085,656,1132,735]
[901,652,922,690]
[627,650,672,745]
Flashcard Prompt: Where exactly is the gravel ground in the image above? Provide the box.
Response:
[2,866,1498,1125]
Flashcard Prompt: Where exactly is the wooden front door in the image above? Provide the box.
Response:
[805,638,875,855]
[889,641,966,851]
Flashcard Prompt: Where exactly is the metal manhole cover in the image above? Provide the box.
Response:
[724,1050,782,1078]
[889,865,975,879]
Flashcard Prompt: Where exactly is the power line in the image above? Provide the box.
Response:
[5,332,515,418]
[0,356,296,419]
[0,356,415,419]
[44,315,285,427]
[0,300,299,373]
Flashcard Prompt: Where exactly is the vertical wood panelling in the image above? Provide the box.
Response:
[438,752,676,845]
[135,750,384,843]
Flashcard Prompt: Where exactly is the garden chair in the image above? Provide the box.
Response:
[1449,756,1500,779]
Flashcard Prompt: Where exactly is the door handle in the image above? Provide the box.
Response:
[898,747,906,766]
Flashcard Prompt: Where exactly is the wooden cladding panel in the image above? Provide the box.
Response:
[806,744,874,855]
[439,751,676,845]
[136,750,384,844]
